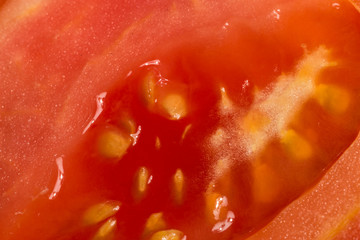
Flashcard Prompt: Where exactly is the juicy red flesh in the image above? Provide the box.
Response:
[4,0,360,240]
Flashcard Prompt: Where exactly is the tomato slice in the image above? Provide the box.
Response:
[1,0,360,239]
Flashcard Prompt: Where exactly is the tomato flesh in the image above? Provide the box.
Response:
[2,0,360,239]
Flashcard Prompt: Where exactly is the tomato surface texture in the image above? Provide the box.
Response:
[1,0,360,239]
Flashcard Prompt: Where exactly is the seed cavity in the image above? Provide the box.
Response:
[143,212,167,238]
[92,217,117,240]
[97,130,131,160]
[83,200,121,226]
[150,229,185,240]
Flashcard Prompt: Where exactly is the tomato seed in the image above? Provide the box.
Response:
[150,229,184,240]
[281,129,313,161]
[315,84,350,114]
[172,169,185,204]
[83,201,121,226]
[133,166,151,201]
[143,212,167,238]
[160,94,187,120]
[181,124,192,142]
[97,130,131,160]
[92,217,117,240]
[155,137,161,150]
[141,71,157,108]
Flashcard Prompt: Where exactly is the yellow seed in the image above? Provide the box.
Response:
[281,129,312,161]
[97,130,131,159]
[118,117,137,134]
[252,164,279,203]
[134,167,150,200]
[155,137,161,150]
[315,84,350,114]
[92,217,117,240]
[142,71,157,108]
[161,93,187,120]
[172,169,184,204]
[150,229,184,240]
[143,212,167,238]
[138,167,150,193]
[83,201,121,226]
[181,124,192,141]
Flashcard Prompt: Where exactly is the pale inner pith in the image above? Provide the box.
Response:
[209,46,337,167]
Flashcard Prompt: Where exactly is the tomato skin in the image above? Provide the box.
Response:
[0,0,360,239]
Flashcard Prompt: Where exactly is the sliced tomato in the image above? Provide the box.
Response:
[1,0,360,239]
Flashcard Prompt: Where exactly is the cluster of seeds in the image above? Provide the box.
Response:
[78,44,358,240]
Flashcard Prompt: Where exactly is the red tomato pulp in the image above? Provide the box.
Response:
[1,0,360,239]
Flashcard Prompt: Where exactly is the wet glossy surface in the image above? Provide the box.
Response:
[5,0,360,239]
